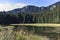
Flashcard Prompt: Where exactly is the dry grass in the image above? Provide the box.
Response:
[11,23,60,27]
[16,32,49,40]
[0,32,3,40]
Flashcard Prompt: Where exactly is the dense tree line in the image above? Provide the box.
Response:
[0,12,38,25]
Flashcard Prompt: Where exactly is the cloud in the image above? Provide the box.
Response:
[0,3,26,11]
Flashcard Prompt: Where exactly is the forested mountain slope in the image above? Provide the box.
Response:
[0,1,60,25]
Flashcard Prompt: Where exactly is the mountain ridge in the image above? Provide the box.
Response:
[6,1,60,14]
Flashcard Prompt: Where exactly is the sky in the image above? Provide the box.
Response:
[0,0,60,11]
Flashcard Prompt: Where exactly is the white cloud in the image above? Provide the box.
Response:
[0,3,26,11]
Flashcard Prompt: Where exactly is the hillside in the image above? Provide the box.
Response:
[0,1,60,25]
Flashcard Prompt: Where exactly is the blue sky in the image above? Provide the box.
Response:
[0,0,60,11]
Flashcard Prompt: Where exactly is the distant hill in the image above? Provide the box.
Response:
[7,5,47,14]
